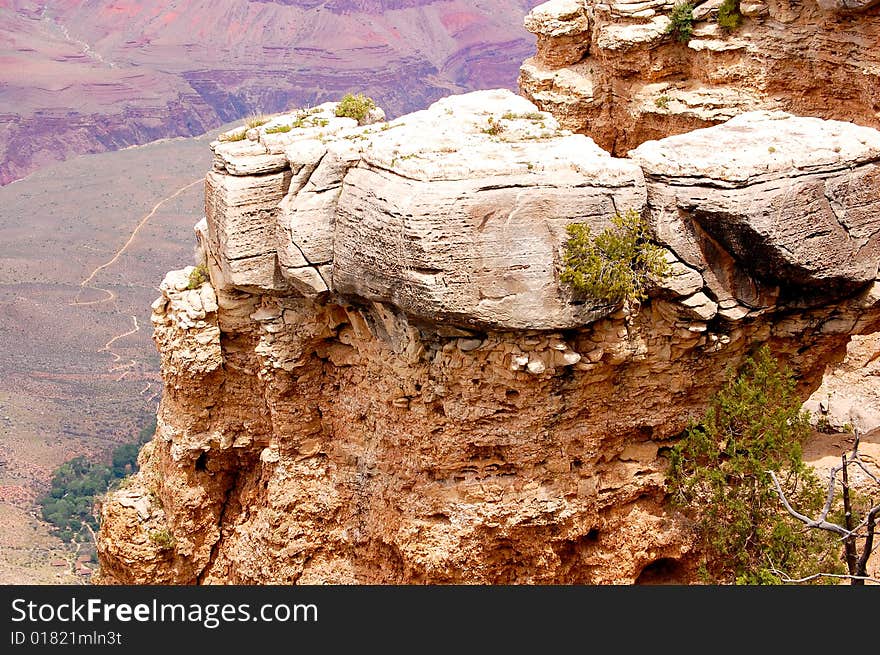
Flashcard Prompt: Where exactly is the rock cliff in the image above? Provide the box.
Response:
[519,0,880,155]
[94,83,880,583]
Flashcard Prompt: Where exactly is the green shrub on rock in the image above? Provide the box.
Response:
[666,347,844,584]
[335,93,376,124]
[560,209,669,305]
[665,2,695,43]
[187,263,209,290]
[717,0,743,31]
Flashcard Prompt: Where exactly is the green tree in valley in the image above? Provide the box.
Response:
[39,417,156,542]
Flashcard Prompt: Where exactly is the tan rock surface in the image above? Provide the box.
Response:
[95,42,880,584]
[519,0,880,155]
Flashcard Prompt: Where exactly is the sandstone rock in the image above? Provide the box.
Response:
[632,112,880,295]
[816,0,880,12]
[596,16,670,51]
[525,0,589,36]
[283,266,329,296]
[692,0,724,20]
[363,107,387,126]
[612,0,667,18]
[333,89,646,330]
[214,139,289,176]
[524,0,591,67]
[527,359,547,374]
[679,292,718,321]
[457,338,484,352]
[95,4,880,588]
[656,251,704,297]
[519,0,880,157]
[738,1,767,15]
[116,492,152,522]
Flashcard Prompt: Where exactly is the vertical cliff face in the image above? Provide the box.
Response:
[94,85,880,584]
[519,0,880,155]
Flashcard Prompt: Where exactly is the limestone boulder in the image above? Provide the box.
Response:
[333,89,647,330]
[204,169,292,290]
[631,111,880,297]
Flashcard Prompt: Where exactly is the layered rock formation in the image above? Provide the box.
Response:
[519,0,880,155]
[95,88,880,584]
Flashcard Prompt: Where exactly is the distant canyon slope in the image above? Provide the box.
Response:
[0,0,540,185]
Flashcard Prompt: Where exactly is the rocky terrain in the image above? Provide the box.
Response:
[0,0,541,186]
[519,0,880,154]
[95,85,880,584]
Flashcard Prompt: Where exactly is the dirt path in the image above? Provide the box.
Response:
[69,177,203,377]
[71,177,203,308]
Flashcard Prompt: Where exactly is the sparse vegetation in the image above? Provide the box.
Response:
[717,0,743,31]
[148,528,176,550]
[218,129,247,142]
[665,2,695,43]
[560,209,669,305]
[335,93,376,124]
[187,263,208,290]
[265,124,292,134]
[245,113,269,129]
[666,348,844,584]
[501,111,545,121]
[654,95,671,109]
[482,116,505,136]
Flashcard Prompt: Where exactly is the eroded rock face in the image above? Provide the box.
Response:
[519,0,880,155]
[95,90,880,585]
[204,91,650,329]
[631,111,880,297]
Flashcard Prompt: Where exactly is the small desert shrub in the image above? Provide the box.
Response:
[264,124,293,134]
[148,529,176,550]
[187,263,209,290]
[560,209,669,305]
[245,113,269,129]
[665,2,695,43]
[335,93,376,124]
[654,95,671,109]
[218,129,247,142]
[482,116,505,136]
[717,0,743,31]
[500,111,545,121]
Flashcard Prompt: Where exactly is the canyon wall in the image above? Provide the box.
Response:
[95,88,880,583]
[1,0,540,185]
[519,0,880,155]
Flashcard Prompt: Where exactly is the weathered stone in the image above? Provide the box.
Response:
[656,251,704,297]
[214,139,289,176]
[679,292,718,321]
[596,16,670,51]
[692,0,724,20]
[333,89,646,330]
[527,359,547,374]
[816,0,880,12]
[632,112,880,296]
[204,169,292,289]
[519,0,880,159]
[283,266,329,296]
[457,338,484,352]
[524,0,592,67]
